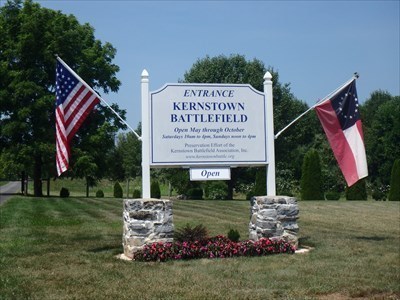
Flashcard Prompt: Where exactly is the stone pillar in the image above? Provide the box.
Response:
[122,198,174,258]
[249,195,299,249]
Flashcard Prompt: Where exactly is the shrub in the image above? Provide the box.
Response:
[174,223,208,242]
[276,168,297,196]
[388,159,400,201]
[300,149,324,200]
[151,181,161,199]
[186,187,203,200]
[253,168,266,196]
[132,189,141,198]
[113,181,123,198]
[325,191,341,201]
[372,185,387,201]
[205,181,228,200]
[133,236,295,262]
[227,229,240,242]
[96,190,104,198]
[246,191,255,200]
[60,187,70,198]
[346,179,367,200]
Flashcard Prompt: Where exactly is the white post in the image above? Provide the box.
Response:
[264,72,276,196]
[141,69,151,198]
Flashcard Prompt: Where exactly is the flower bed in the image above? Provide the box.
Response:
[133,235,295,262]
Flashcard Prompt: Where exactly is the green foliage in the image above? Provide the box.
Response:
[204,181,228,200]
[186,188,203,200]
[227,229,241,242]
[151,181,161,199]
[254,168,266,196]
[95,190,104,198]
[325,191,341,201]
[113,181,123,198]
[346,179,367,200]
[161,169,194,195]
[183,54,286,199]
[132,189,141,199]
[112,127,142,181]
[372,189,386,201]
[184,54,266,89]
[246,191,255,201]
[388,159,400,201]
[363,92,400,185]
[300,149,324,200]
[276,167,297,196]
[0,1,122,196]
[59,187,70,198]
[174,223,209,242]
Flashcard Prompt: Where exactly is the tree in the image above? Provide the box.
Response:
[112,123,142,181]
[182,54,267,199]
[0,0,124,196]
[362,92,400,185]
[73,154,98,197]
[388,159,400,201]
[182,54,317,198]
[300,149,324,200]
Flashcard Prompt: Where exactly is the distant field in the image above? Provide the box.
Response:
[0,197,399,299]
[27,178,144,198]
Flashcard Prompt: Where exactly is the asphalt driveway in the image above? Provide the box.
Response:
[0,181,21,205]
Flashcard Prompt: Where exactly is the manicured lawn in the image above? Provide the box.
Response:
[0,197,399,299]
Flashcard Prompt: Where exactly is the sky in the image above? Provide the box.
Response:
[16,1,400,129]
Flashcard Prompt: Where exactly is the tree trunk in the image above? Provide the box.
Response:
[33,156,43,197]
[46,178,50,196]
[21,171,25,194]
[86,177,89,197]
[227,169,238,200]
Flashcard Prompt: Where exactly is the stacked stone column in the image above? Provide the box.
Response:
[249,196,299,249]
[122,199,174,258]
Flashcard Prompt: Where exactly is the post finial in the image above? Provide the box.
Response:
[264,71,272,81]
[141,69,149,77]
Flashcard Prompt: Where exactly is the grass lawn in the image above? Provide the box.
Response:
[0,197,399,299]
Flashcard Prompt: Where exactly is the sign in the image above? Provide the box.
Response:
[190,168,231,181]
[150,83,267,167]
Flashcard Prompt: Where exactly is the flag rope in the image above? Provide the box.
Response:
[274,73,359,139]
[56,56,141,140]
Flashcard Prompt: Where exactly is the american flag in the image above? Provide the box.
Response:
[314,79,368,186]
[55,59,100,176]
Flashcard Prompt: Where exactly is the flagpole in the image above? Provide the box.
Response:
[56,56,141,140]
[274,73,359,139]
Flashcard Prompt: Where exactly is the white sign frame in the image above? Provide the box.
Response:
[141,71,276,198]
[149,83,267,167]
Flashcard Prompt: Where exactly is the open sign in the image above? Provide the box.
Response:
[190,168,231,181]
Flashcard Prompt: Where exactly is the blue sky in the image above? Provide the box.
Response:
[33,1,400,129]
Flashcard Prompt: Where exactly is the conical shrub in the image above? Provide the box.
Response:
[388,159,400,201]
[113,181,123,198]
[300,149,324,200]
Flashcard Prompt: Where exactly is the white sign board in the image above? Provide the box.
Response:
[150,83,267,167]
[190,168,231,181]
